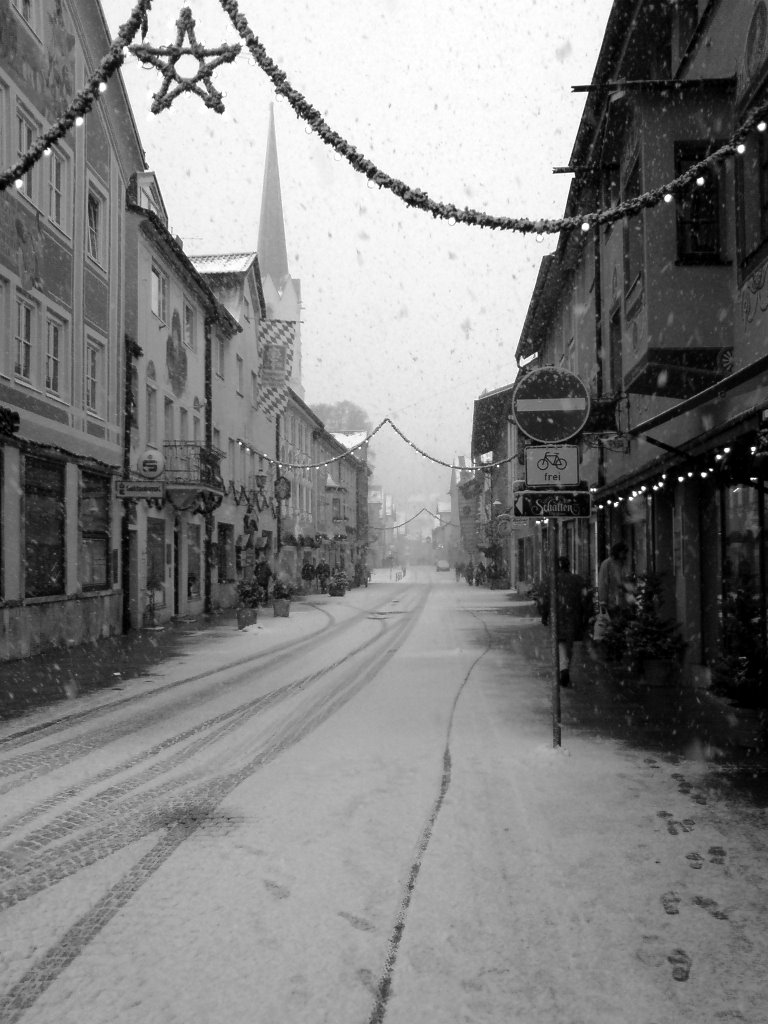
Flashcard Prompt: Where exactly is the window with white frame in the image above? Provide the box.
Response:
[80,472,110,590]
[15,296,34,381]
[48,148,66,229]
[164,397,174,441]
[179,407,188,440]
[16,108,36,201]
[151,265,168,322]
[86,184,107,266]
[183,300,196,349]
[216,336,225,378]
[251,370,258,406]
[85,339,103,415]
[228,437,236,479]
[46,315,65,395]
[24,455,65,598]
[236,354,244,394]
[192,414,200,442]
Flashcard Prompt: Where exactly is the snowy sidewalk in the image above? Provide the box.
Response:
[0,591,355,726]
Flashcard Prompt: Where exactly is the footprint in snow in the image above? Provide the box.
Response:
[264,879,290,899]
[668,948,692,981]
[693,895,728,920]
[709,845,727,865]
[661,891,681,915]
[338,910,375,931]
[686,851,704,869]
[667,818,696,836]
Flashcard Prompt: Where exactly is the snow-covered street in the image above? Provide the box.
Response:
[1,572,767,1024]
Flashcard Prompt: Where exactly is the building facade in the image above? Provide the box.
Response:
[124,174,240,629]
[494,0,768,701]
[0,0,145,659]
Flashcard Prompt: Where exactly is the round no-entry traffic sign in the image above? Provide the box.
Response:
[511,367,591,443]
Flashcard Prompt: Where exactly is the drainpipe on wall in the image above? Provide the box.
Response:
[275,413,282,554]
[121,334,142,634]
[203,315,214,615]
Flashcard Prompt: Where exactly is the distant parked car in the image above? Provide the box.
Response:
[435,560,450,572]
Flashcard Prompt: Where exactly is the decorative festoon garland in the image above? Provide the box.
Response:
[3,0,768,237]
[367,507,458,532]
[238,416,517,472]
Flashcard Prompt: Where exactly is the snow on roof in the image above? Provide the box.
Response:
[189,253,257,275]
[331,431,368,449]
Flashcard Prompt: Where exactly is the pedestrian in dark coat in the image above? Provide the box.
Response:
[253,553,273,605]
[542,556,588,688]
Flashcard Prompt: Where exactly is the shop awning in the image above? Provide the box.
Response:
[625,347,733,399]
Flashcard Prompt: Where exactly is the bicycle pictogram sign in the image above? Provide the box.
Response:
[524,444,579,487]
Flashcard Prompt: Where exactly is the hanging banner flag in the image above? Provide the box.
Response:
[259,319,296,420]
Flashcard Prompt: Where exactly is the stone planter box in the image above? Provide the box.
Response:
[236,606,258,630]
[273,598,291,617]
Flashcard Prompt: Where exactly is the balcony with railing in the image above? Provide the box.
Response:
[161,442,225,512]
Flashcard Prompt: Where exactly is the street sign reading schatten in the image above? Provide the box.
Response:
[512,367,591,444]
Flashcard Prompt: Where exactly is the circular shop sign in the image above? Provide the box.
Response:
[137,447,165,479]
[511,367,591,444]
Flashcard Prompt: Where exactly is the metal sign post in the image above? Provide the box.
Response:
[549,518,561,749]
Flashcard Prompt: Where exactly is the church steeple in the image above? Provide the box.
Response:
[257,104,290,289]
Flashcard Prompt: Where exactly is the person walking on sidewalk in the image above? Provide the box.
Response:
[543,556,589,688]
[597,541,633,618]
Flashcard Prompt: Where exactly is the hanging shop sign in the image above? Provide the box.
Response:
[115,479,165,500]
[512,368,591,444]
[513,490,591,519]
[137,447,165,479]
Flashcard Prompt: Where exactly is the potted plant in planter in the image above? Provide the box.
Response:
[328,569,349,596]
[272,578,294,617]
[235,577,260,630]
[622,573,687,685]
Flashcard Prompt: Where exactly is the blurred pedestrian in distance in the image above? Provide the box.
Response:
[464,559,474,586]
[474,562,487,587]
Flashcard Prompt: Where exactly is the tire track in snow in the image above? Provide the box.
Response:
[0,586,431,1023]
[367,609,492,1024]
[0,586,397,755]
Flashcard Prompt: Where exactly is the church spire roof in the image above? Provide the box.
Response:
[257,104,289,287]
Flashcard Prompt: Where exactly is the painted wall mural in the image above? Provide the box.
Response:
[0,0,76,120]
[166,308,188,396]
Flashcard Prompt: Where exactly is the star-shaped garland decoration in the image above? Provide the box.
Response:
[129,6,240,115]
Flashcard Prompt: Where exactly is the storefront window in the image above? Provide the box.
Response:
[80,472,110,589]
[146,518,166,607]
[188,524,201,599]
[24,457,65,597]
[721,484,763,658]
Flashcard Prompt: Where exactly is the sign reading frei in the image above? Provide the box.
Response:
[512,367,591,444]
[525,445,579,487]
[514,490,591,519]
[137,447,165,479]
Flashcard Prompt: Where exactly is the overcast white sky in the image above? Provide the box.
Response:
[101,0,614,506]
